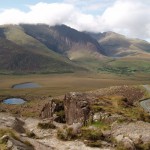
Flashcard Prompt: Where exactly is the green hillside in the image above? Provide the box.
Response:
[98,58,150,75]
[0,25,86,74]
[90,31,150,57]
[0,24,150,76]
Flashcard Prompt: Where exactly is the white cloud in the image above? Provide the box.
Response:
[100,0,150,39]
[0,0,150,40]
[0,3,75,25]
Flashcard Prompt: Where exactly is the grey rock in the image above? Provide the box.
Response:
[112,121,150,144]
[7,137,34,150]
[40,100,56,119]
[64,92,91,125]
[0,135,9,143]
[7,140,13,149]
[122,137,136,150]
[69,122,82,134]
[115,134,124,142]
[0,115,25,133]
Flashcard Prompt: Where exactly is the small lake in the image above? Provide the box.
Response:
[12,82,41,89]
[3,98,26,104]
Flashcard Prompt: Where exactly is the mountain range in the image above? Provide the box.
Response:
[0,24,150,75]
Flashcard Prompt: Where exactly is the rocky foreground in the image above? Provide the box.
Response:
[1,112,150,150]
[0,85,150,150]
[0,113,110,150]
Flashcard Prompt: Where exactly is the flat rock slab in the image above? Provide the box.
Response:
[111,121,150,144]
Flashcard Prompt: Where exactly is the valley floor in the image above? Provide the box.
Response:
[0,73,150,96]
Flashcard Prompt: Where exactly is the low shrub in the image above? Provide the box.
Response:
[38,122,56,129]
[135,142,150,150]
[0,129,18,140]
[81,128,103,141]
[116,141,127,150]
[137,111,150,123]
[57,127,77,141]
[91,105,103,113]
[26,131,36,138]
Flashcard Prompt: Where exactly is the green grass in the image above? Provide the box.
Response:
[0,129,19,149]
[98,59,150,75]
[0,25,85,74]
[91,121,110,130]
[57,127,77,141]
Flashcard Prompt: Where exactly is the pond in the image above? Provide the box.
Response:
[3,98,26,104]
[12,82,41,89]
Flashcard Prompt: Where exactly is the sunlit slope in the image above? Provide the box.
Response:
[90,31,150,57]
[0,25,85,74]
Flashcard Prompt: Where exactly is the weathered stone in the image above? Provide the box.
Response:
[7,137,34,150]
[115,134,124,142]
[69,123,82,134]
[7,140,13,149]
[122,137,136,150]
[102,130,111,139]
[40,100,56,119]
[111,121,150,144]
[12,118,25,133]
[93,112,109,122]
[0,135,9,143]
[115,135,135,150]
[64,92,91,125]
[0,115,25,133]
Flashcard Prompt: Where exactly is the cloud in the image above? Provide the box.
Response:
[0,3,74,25]
[100,0,150,39]
[0,0,150,40]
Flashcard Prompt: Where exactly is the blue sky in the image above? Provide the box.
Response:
[0,0,114,14]
[1,0,62,11]
[0,0,150,41]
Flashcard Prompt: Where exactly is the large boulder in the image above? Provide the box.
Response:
[40,100,56,119]
[64,92,91,125]
[115,135,136,150]
[0,114,25,133]
[1,135,34,150]
[111,121,150,146]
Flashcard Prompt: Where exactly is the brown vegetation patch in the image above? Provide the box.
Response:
[88,85,145,104]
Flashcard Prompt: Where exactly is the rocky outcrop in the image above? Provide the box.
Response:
[64,92,91,125]
[40,100,56,119]
[0,114,25,133]
[0,135,34,150]
[93,112,123,123]
[111,121,150,149]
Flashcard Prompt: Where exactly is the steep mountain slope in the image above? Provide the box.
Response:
[0,24,150,75]
[0,25,85,74]
[20,24,105,60]
[90,31,150,57]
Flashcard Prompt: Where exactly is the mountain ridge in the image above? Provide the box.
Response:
[0,23,150,74]
[89,31,150,57]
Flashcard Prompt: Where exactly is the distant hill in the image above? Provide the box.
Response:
[90,31,150,57]
[87,31,150,75]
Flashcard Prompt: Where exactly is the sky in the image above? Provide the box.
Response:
[0,0,150,41]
